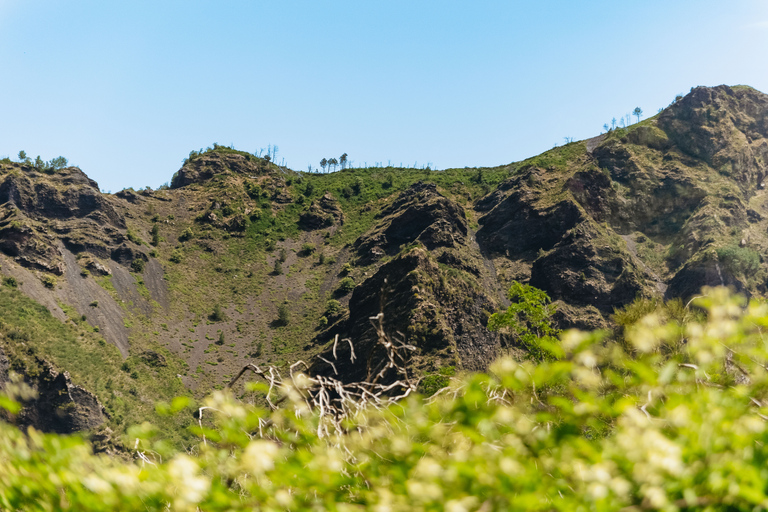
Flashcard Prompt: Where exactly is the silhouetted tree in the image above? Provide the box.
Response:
[633,107,643,124]
[329,157,338,172]
[320,158,328,173]
[339,153,348,170]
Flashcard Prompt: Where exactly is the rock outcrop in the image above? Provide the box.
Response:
[0,354,108,434]
[299,192,344,230]
[354,182,468,264]
[0,164,131,274]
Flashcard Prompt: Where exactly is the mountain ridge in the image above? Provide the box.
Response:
[1,83,767,437]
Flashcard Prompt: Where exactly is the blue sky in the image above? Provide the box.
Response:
[1,1,767,193]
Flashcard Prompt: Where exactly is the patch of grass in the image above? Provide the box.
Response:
[96,275,116,294]
[126,229,145,245]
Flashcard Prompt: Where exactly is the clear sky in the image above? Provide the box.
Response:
[1,1,767,193]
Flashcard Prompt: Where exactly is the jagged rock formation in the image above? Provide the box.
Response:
[299,192,344,230]
[0,351,108,434]
[473,85,768,325]
[354,182,468,264]
[0,165,127,275]
[313,183,503,381]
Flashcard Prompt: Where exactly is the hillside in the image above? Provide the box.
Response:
[2,84,768,440]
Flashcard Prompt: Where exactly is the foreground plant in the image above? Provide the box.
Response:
[2,287,768,510]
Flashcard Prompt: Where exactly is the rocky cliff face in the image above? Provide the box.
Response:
[470,85,768,326]
[0,348,107,434]
[0,165,127,275]
[313,183,503,382]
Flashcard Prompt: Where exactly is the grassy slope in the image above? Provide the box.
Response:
[0,280,193,445]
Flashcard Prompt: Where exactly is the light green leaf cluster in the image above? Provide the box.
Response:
[3,287,768,510]
[488,281,561,360]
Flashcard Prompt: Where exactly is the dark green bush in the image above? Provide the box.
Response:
[325,299,342,316]
[717,244,760,277]
[131,259,145,273]
[337,277,355,294]
[276,303,290,326]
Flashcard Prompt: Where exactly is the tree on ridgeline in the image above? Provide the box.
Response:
[633,107,643,124]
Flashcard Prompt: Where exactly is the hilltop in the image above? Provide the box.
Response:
[1,84,768,441]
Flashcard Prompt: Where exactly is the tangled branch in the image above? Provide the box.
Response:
[227,313,417,436]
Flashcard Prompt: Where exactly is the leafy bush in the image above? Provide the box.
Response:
[179,227,194,242]
[4,288,768,510]
[336,277,355,295]
[717,244,760,277]
[487,281,560,361]
[300,243,316,256]
[41,275,56,289]
[209,304,226,322]
[325,299,342,316]
[130,259,145,273]
[126,229,144,245]
[418,373,449,396]
[150,224,160,246]
[4,276,18,288]
[48,156,68,170]
[169,250,182,263]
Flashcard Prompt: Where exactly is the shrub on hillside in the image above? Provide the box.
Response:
[325,299,342,316]
[179,228,194,242]
[276,303,290,326]
[487,281,559,361]
[717,243,760,277]
[336,277,355,295]
[209,304,226,322]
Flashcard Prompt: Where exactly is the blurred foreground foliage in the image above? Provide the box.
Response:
[3,287,768,510]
